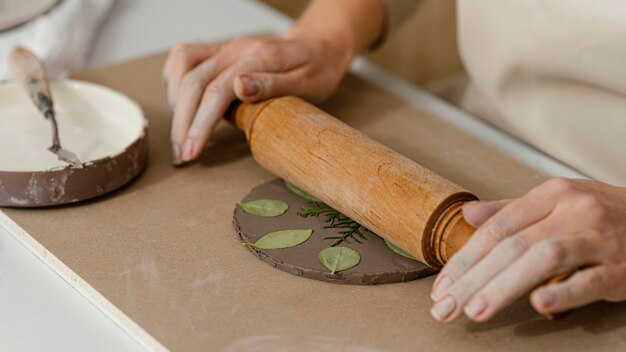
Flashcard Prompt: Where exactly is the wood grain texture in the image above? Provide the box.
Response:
[232,96,476,266]
[3,53,625,351]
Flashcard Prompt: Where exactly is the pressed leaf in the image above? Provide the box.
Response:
[238,199,288,217]
[385,240,417,260]
[244,229,312,249]
[318,247,361,274]
[285,181,320,202]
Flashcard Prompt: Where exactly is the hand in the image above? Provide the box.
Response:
[430,178,626,322]
[162,35,352,165]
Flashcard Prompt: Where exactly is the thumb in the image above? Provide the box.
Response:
[234,74,265,101]
[463,199,512,228]
[234,70,314,103]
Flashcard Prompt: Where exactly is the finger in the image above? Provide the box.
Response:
[163,43,222,107]
[181,71,237,162]
[170,45,257,164]
[163,42,222,79]
[172,39,315,164]
[171,45,242,120]
[170,59,221,164]
[462,235,600,322]
[234,68,309,102]
[432,184,560,299]
[463,199,512,228]
[169,43,281,164]
[531,263,626,314]
[180,61,260,162]
[179,48,305,162]
[430,218,555,321]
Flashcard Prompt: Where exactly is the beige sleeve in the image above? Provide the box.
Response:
[372,0,421,48]
[457,0,626,185]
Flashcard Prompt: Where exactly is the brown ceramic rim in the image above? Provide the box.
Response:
[0,89,149,208]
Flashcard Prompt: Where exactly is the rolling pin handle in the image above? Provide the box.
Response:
[224,99,273,138]
[426,199,477,269]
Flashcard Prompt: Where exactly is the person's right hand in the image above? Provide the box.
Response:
[162,35,353,165]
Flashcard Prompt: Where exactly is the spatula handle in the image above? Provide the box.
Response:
[9,46,54,116]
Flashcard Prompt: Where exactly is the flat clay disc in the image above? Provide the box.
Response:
[233,179,437,285]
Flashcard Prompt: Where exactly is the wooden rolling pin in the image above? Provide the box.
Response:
[229,96,477,268]
[229,96,571,319]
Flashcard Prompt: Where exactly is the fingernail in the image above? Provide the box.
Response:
[182,138,194,162]
[464,295,487,319]
[239,75,260,97]
[171,143,182,165]
[431,275,453,301]
[536,290,555,309]
[431,296,456,321]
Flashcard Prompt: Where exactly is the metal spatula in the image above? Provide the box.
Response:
[9,46,82,168]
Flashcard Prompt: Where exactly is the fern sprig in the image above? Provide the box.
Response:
[298,201,368,246]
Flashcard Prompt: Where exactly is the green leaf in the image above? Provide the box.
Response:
[244,229,312,249]
[385,240,417,260]
[238,199,288,217]
[318,247,361,274]
[285,181,320,202]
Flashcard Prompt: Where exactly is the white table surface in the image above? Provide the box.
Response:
[0,1,586,351]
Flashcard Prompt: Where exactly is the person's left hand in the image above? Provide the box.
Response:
[430,178,626,322]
